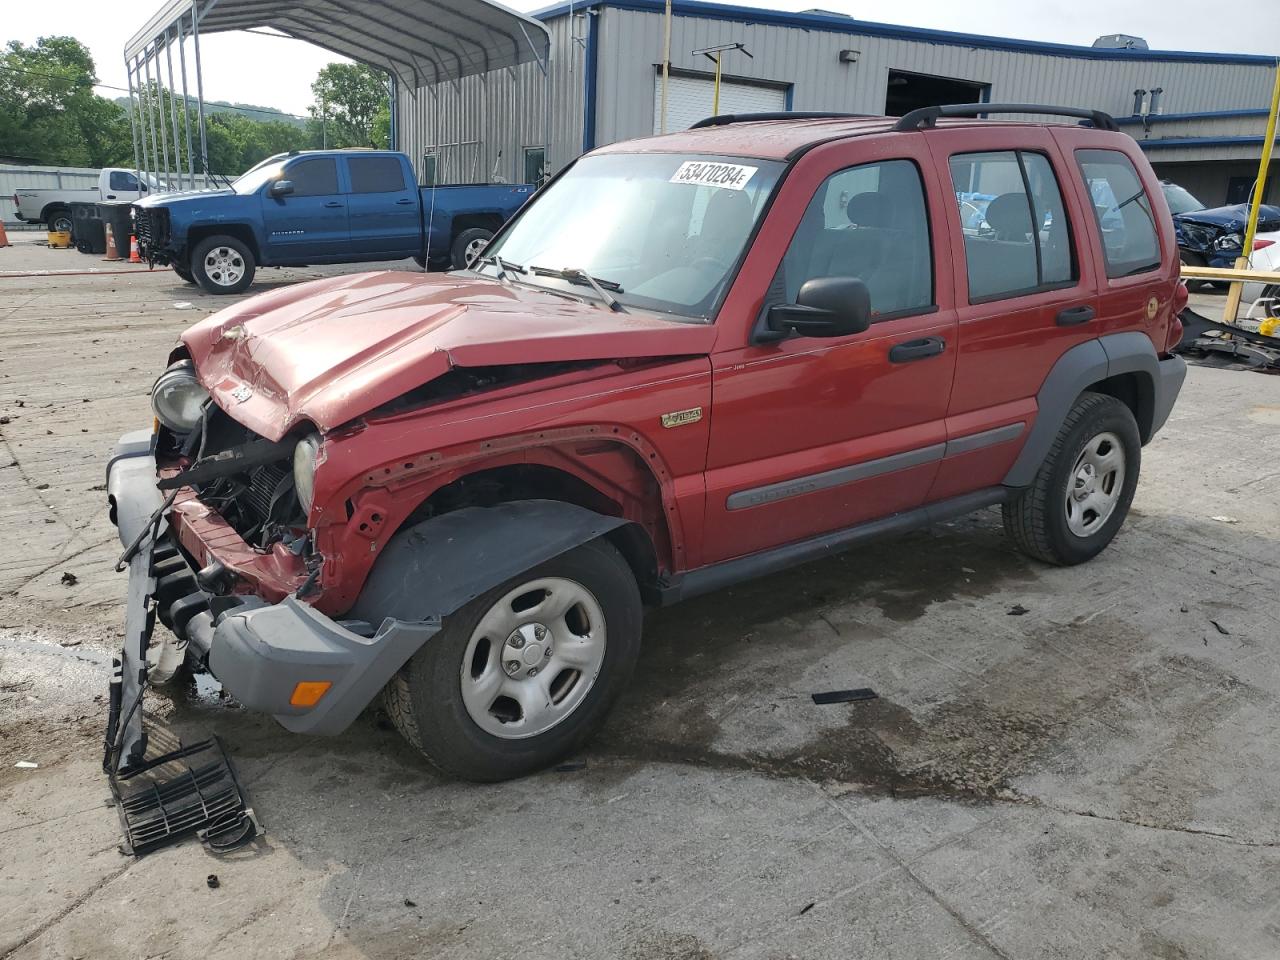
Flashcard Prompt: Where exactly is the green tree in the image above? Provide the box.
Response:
[0,36,132,166]
[203,111,314,177]
[309,63,390,148]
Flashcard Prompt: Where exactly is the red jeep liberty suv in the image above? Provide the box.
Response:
[105,104,1187,781]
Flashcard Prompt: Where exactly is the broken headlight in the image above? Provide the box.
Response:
[151,360,209,432]
[293,432,322,515]
[1214,232,1243,252]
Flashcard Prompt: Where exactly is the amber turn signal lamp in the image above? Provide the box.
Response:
[290,681,332,707]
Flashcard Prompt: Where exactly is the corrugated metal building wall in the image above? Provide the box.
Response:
[395,0,1278,203]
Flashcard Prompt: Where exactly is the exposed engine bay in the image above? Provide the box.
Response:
[158,405,306,552]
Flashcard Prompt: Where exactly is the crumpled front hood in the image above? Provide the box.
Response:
[182,271,717,441]
[1175,203,1280,233]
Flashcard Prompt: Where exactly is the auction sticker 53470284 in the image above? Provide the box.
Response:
[669,161,759,190]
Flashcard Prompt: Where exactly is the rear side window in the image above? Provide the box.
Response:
[109,171,141,191]
[1075,149,1160,278]
[286,158,339,197]
[776,159,933,320]
[949,150,1077,303]
[348,156,406,193]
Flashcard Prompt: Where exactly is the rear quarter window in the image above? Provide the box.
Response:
[1075,150,1161,278]
[348,156,407,193]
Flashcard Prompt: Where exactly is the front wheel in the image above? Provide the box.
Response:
[1003,392,1141,566]
[383,538,642,781]
[191,235,256,294]
[1179,251,1208,292]
[1257,284,1280,321]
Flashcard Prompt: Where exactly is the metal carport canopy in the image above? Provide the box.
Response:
[125,0,551,89]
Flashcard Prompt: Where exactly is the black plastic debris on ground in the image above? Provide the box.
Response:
[110,736,261,856]
[811,688,879,705]
[1176,308,1280,372]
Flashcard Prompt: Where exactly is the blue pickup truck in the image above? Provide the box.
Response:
[132,150,533,294]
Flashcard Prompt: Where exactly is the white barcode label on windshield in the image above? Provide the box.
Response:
[669,161,759,191]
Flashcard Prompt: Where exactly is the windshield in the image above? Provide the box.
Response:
[232,159,286,195]
[1162,182,1205,216]
[481,153,784,319]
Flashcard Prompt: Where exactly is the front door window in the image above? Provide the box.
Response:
[772,158,934,321]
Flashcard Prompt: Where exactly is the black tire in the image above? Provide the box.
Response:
[1259,284,1280,320]
[383,537,642,782]
[1179,250,1208,292]
[1003,392,1141,566]
[450,227,493,270]
[46,207,72,235]
[191,234,256,295]
[172,261,196,284]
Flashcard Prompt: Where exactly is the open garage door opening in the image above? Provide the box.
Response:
[885,69,989,117]
[654,71,788,133]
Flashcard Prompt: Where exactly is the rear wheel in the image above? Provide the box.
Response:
[1003,392,1141,566]
[450,227,493,270]
[47,208,72,235]
[383,537,641,781]
[191,235,256,294]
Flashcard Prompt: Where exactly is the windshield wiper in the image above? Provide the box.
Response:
[530,265,627,312]
[476,254,524,281]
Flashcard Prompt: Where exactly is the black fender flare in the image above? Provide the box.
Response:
[1003,332,1171,488]
[349,499,630,625]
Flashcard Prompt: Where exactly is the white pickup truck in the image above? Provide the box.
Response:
[12,168,160,233]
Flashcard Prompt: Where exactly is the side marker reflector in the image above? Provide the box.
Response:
[290,681,332,707]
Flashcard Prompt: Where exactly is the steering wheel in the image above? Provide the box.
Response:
[691,255,730,272]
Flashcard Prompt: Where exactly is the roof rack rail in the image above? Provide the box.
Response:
[893,103,1119,132]
[690,111,871,129]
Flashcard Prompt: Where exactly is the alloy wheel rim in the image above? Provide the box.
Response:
[1065,430,1125,537]
[1261,284,1280,320]
[464,238,487,266]
[204,246,245,286]
[460,576,607,739]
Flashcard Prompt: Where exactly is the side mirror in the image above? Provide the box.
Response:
[270,179,295,198]
[763,277,871,340]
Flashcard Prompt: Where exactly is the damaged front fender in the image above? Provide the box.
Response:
[350,500,630,625]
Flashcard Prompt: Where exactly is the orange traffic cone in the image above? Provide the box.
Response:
[103,224,121,261]
[128,235,142,263]
[0,220,10,248]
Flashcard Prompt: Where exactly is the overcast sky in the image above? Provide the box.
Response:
[7,0,1279,115]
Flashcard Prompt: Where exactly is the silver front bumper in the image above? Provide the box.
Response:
[104,430,165,773]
